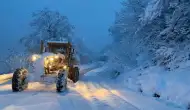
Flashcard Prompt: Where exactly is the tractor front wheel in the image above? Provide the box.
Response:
[56,71,67,92]
[12,68,29,92]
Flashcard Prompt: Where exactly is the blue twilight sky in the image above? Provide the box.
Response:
[0,0,122,58]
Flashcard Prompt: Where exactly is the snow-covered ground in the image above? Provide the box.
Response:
[0,64,184,110]
[117,64,190,110]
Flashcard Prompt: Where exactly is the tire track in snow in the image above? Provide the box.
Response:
[90,82,140,110]
[0,92,40,109]
[57,89,93,110]
[2,92,62,110]
[71,81,139,110]
[0,82,59,110]
[99,83,140,110]
[89,96,114,110]
[69,82,114,110]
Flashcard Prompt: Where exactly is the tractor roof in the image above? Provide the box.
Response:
[47,40,68,44]
[47,40,71,48]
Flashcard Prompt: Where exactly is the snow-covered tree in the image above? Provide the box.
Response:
[138,0,190,70]
[20,8,74,53]
[109,0,146,42]
[108,0,190,70]
[107,0,148,70]
[71,36,96,64]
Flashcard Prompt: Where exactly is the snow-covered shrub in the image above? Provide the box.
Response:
[153,46,175,69]
[152,45,190,71]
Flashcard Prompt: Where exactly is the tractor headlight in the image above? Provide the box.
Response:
[54,55,59,59]
[49,57,54,62]
[49,65,52,68]
[31,54,40,62]
[63,65,67,70]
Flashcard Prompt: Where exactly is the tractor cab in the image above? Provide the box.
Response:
[42,40,78,65]
[40,40,75,73]
[42,40,74,56]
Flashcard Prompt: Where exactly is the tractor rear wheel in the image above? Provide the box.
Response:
[12,68,28,92]
[68,67,79,83]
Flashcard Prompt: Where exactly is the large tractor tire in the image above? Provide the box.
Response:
[12,68,29,92]
[56,71,67,92]
[68,67,79,83]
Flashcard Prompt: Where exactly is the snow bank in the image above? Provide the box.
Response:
[119,65,190,109]
[79,63,98,71]
[84,66,108,77]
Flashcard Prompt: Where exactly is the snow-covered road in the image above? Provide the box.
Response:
[0,64,184,110]
[0,81,139,110]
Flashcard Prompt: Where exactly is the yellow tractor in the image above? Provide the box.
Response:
[12,40,80,92]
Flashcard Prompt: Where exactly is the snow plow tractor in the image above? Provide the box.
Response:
[12,40,80,92]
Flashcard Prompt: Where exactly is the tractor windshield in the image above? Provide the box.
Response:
[46,41,71,55]
[54,48,67,54]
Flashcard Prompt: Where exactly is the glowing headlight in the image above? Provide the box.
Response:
[54,55,59,59]
[49,57,54,62]
[31,54,40,62]
[32,56,37,61]
[63,65,67,69]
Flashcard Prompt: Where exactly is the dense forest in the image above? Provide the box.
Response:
[108,0,190,71]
